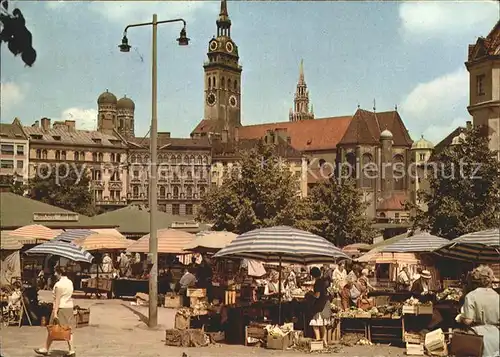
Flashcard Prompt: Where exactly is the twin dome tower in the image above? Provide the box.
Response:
[97,90,135,137]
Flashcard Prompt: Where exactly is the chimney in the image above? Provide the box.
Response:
[221,129,228,143]
[32,120,40,128]
[53,121,66,130]
[466,121,472,129]
[65,120,76,131]
[40,118,51,131]
[158,132,171,139]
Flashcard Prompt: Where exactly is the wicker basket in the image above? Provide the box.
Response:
[47,324,71,341]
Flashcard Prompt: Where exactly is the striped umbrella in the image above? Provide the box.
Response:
[433,229,500,263]
[53,229,94,243]
[25,240,94,263]
[74,233,129,251]
[9,224,61,244]
[213,226,350,264]
[0,231,23,250]
[381,232,449,253]
[127,229,195,254]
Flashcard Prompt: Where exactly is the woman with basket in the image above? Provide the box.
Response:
[35,266,76,356]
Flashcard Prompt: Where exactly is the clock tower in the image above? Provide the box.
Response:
[203,0,242,136]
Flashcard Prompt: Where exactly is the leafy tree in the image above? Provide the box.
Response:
[0,174,26,195]
[198,142,312,234]
[0,0,37,66]
[27,164,97,216]
[410,127,500,239]
[308,177,375,246]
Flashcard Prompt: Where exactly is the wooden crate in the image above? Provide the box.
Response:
[326,320,341,344]
[417,304,433,315]
[187,288,206,298]
[406,342,424,356]
[74,308,90,328]
[245,325,267,345]
[97,279,112,292]
[405,332,422,344]
[402,305,417,315]
[266,333,292,350]
[164,295,182,309]
[309,340,324,352]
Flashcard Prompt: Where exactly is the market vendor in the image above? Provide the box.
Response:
[340,282,353,310]
[410,270,432,295]
[101,253,113,273]
[285,267,297,290]
[358,268,375,292]
[397,266,411,291]
[264,270,285,296]
[333,262,347,287]
[178,268,197,307]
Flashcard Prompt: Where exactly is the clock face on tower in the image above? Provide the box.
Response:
[206,92,217,106]
[225,41,234,53]
[229,95,237,108]
[209,40,218,51]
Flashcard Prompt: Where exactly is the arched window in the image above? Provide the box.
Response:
[221,77,225,89]
[190,155,195,164]
[159,186,165,197]
[361,153,375,188]
[213,77,216,88]
[42,150,48,159]
[173,186,179,198]
[55,150,61,160]
[177,155,182,163]
[227,78,232,90]
[110,153,115,162]
[345,152,356,179]
[80,152,85,161]
[196,155,202,164]
[199,186,205,196]
[393,154,405,190]
[36,149,41,159]
[116,153,121,163]
[98,153,103,161]
[187,186,193,197]
[61,151,66,160]
[208,77,211,89]
[74,152,79,161]
[187,170,192,179]
[92,152,98,162]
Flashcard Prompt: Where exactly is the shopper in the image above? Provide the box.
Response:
[35,266,75,356]
[309,267,331,347]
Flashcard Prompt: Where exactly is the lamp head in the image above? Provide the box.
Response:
[119,35,131,52]
[177,27,189,46]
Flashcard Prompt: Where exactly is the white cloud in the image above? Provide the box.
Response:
[58,108,98,131]
[87,1,211,23]
[399,1,499,39]
[0,82,25,115]
[399,68,470,144]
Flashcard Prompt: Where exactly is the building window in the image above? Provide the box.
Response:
[0,160,14,169]
[186,186,193,198]
[419,153,426,161]
[16,145,24,155]
[55,150,61,160]
[185,204,193,216]
[173,186,179,198]
[160,186,166,197]
[17,160,23,169]
[133,186,139,197]
[92,153,98,162]
[476,74,485,96]
[361,153,374,188]
[1,144,14,155]
[199,186,206,196]
[61,151,66,160]
[116,153,121,163]
[111,171,120,181]
[42,150,48,159]
[80,152,85,161]
[172,204,180,215]
[393,154,405,190]
[92,170,101,180]
[98,153,103,161]
[94,190,103,201]
[110,153,115,162]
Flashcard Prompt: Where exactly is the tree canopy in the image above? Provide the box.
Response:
[27,164,97,216]
[308,177,376,246]
[197,142,311,234]
[410,127,500,239]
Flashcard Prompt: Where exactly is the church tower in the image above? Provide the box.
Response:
[203,0,242,136]
[289,60,314,122]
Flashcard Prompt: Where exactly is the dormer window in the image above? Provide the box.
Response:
[92,138,102,144]
[53,135,61,141]
[30,134,43,140]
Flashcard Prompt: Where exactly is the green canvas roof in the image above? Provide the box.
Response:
[0,192,113,229]
[89,205,210,236]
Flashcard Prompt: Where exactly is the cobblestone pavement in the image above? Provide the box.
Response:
[1,292,405,357]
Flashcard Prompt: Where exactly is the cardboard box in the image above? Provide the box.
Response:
[164,295,183,309]
[187,288,206,298]
[310,340,324,352]
[266,333,291,350]
[406,342,424,355]
[403,305,417,315]
[418,304,433,315]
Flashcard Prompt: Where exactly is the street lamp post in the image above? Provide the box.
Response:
[119,14,189,328]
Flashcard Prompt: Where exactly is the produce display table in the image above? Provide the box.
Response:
[111,279,170,298]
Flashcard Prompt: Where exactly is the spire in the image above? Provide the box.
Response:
[299,59,304,82]
[217,0,231,36]
[220,0,228,16]
[373,99,376,112]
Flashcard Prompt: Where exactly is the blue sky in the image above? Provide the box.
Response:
[1,0,499,144]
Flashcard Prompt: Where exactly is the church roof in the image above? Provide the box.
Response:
[377,191,409,211]
[338,109,413,147]
[236,115,352,152]
[127,136,211,150]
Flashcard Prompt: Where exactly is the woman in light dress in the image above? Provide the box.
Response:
[458,265,499,357]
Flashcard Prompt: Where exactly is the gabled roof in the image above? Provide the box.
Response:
[338,109,413,147]
[468,19,500,61]
[236,115,352,151]
[433,126,466,155]
[0,119,28,140]
[23,125,127,148]
[0,192,107,229]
